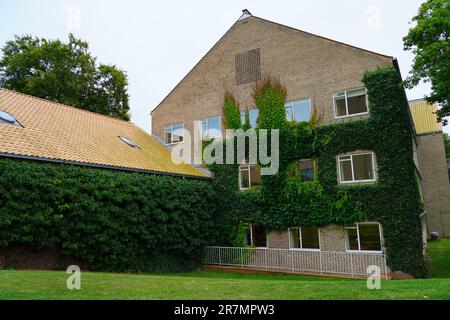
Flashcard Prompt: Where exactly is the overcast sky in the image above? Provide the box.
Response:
[1,0,446,134]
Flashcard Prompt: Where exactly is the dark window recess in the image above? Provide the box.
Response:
[235,48,261,85]
[253,225,267,247]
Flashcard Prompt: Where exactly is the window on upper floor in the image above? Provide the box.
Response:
[345,223,382,252]
[200,115,221,140]
[288,159,316,182]
[239,164,262,190]
[240,108,259,128]
[338,152,376,184]
[333,88,368,118]
[285,98,311,122]
[289,226,320,250]
[164,123,184,145]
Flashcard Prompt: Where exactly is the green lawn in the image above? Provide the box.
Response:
[0,239,449,300]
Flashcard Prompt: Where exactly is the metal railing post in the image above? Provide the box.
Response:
[218,247,222,266]
[291,250,294,272]
[265,249,268,271]
[350,253,354,278]
[241,247,244,268]
[319,251,323,275]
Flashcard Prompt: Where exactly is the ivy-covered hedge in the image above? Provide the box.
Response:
[211,67,426,275]
[0,158,214,272]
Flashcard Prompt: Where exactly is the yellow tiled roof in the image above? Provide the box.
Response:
[0,88,207,178]
[409,99,442,135]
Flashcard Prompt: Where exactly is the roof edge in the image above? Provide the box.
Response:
[251,15,394,60]
[150,14,394,116]
[0,87,137,128]
[0,152,211,180]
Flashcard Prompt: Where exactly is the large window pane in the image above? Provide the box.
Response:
[249,109,259,128]
[165,123,183,144]
[253,225,267,247]
[346,228,359,250]
[239,167,250,189]
[301,226,320,249]
[207,116,221,138]
[299,159,315,182]
[353,154,374,180]
[339,159,353,182]
[290,228,301,248]
[250,165,262,186]
[293,99,311,122]
[347,94,367,114]
[285,104,293,121]
[334,89,367,117]
[244,226,252,246]
[359,224,381,251]
[335,97,347,117]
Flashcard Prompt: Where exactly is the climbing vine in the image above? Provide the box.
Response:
[209,67,426,275]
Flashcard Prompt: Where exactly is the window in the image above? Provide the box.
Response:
[240,108,259,128]
[164,123,184,144]
[239,165,262,190]
[235,48,261,85]
[118,136,139,148]
[289,227,320,250]
[285,98,311,122]
[0,109,20,126]
[299,159,315,182]
[334,88,368,118]
[338,152,376,183]
[345,223,382,252]
[200,116,221,139]
[244,224,267,247]
[288,159,315,182]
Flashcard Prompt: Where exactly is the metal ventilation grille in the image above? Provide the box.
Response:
[235,48,261,85]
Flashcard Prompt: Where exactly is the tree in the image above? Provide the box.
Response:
[403,0,450,124]
[0,34,130,120]
[444,133,450,160]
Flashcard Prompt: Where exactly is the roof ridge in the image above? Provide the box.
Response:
[250,15,393,59]
[0,87,135,127]
[150,14,393,115]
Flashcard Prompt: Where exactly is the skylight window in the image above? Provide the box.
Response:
[0,109,19,126]
[118,136,139,148]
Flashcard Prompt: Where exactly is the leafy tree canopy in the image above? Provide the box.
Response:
[0,34,130,120]
[403,0,450,124]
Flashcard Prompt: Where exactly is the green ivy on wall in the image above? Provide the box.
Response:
[210,67,426,275]
[0,158,214,272]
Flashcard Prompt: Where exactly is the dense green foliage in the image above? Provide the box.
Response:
[215,68,426,275]
[0,158,213,272]
[403,0,450,124]
[0,34,130,120]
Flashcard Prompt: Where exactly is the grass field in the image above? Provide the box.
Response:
[0,239,449,300]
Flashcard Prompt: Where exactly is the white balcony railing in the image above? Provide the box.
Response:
[203,246,389,279]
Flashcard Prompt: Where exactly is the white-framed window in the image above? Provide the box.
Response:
[345,222,383,253]
[338,152,376,184]
[289,227,320,250]
[240,108,259,128]
[164,123,184,145]
[333,88,368,118]
[244,224,267,247]
[285,98,311,122]
[200,115,221,139]
[239,165,262,190]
